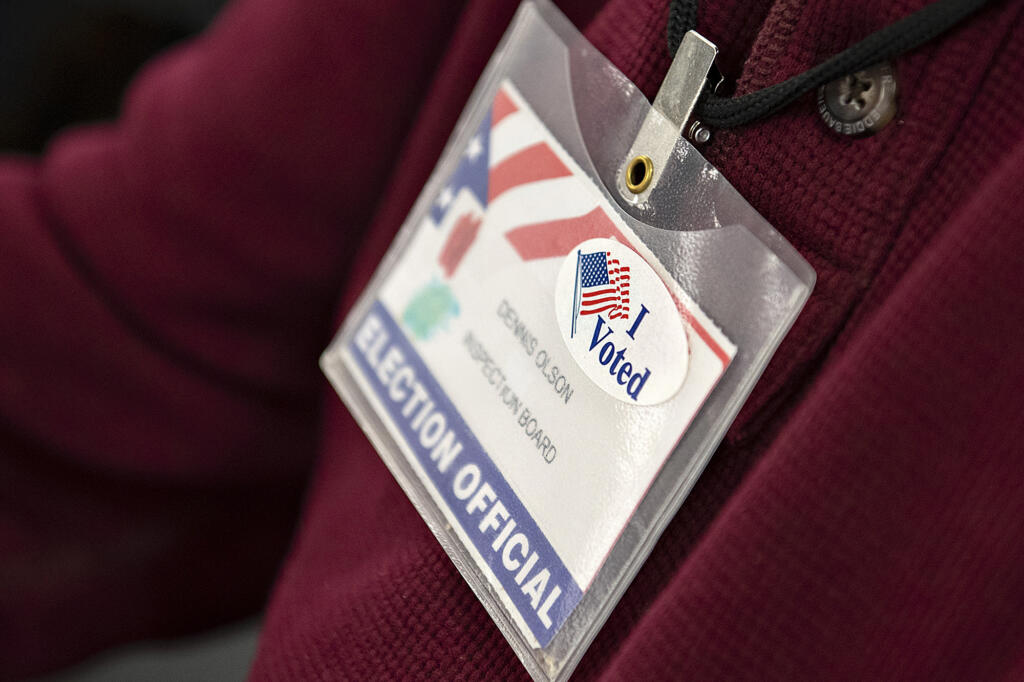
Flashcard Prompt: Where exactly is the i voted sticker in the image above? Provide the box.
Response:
[555,238,688,405]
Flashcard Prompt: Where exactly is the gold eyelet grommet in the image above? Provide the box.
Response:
[625,155,653,193]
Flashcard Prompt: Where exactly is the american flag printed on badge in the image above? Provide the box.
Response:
[430,85,636,280]
[571,250,631,337]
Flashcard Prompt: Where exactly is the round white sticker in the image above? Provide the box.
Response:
[554,238,688,406]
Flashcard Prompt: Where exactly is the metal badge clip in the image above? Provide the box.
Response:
[619,30,718,204]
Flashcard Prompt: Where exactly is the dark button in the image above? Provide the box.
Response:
[817,62,898,136]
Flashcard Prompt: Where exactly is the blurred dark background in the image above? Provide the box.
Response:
[0,0,227,153]
[4,6,264,679]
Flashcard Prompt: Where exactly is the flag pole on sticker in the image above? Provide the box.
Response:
[571,250,581,338]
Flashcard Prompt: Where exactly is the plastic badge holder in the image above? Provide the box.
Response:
[321,1,815,680]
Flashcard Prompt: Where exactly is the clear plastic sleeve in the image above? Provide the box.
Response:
[321,2,814,679]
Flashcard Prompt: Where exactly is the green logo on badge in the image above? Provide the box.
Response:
[403,279,460,340]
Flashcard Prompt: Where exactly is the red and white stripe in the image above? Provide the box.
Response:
[608,254,630,319]
[488,87,631,262]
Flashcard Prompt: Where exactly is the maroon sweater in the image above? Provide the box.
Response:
[2,0,1022,679]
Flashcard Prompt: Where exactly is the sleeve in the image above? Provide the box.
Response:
[0,0,467,676]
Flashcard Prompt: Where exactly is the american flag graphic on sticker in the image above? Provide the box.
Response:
[571,249,631,337]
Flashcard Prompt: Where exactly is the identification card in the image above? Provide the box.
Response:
[322,2,814,680]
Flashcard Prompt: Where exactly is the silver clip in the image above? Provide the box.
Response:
[619,31,718,204]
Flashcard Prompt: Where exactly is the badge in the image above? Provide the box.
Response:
[323,2,813,679]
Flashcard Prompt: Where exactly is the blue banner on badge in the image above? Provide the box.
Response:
[348,300,583,646]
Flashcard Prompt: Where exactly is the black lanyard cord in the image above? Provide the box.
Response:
[668,0,996,128]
